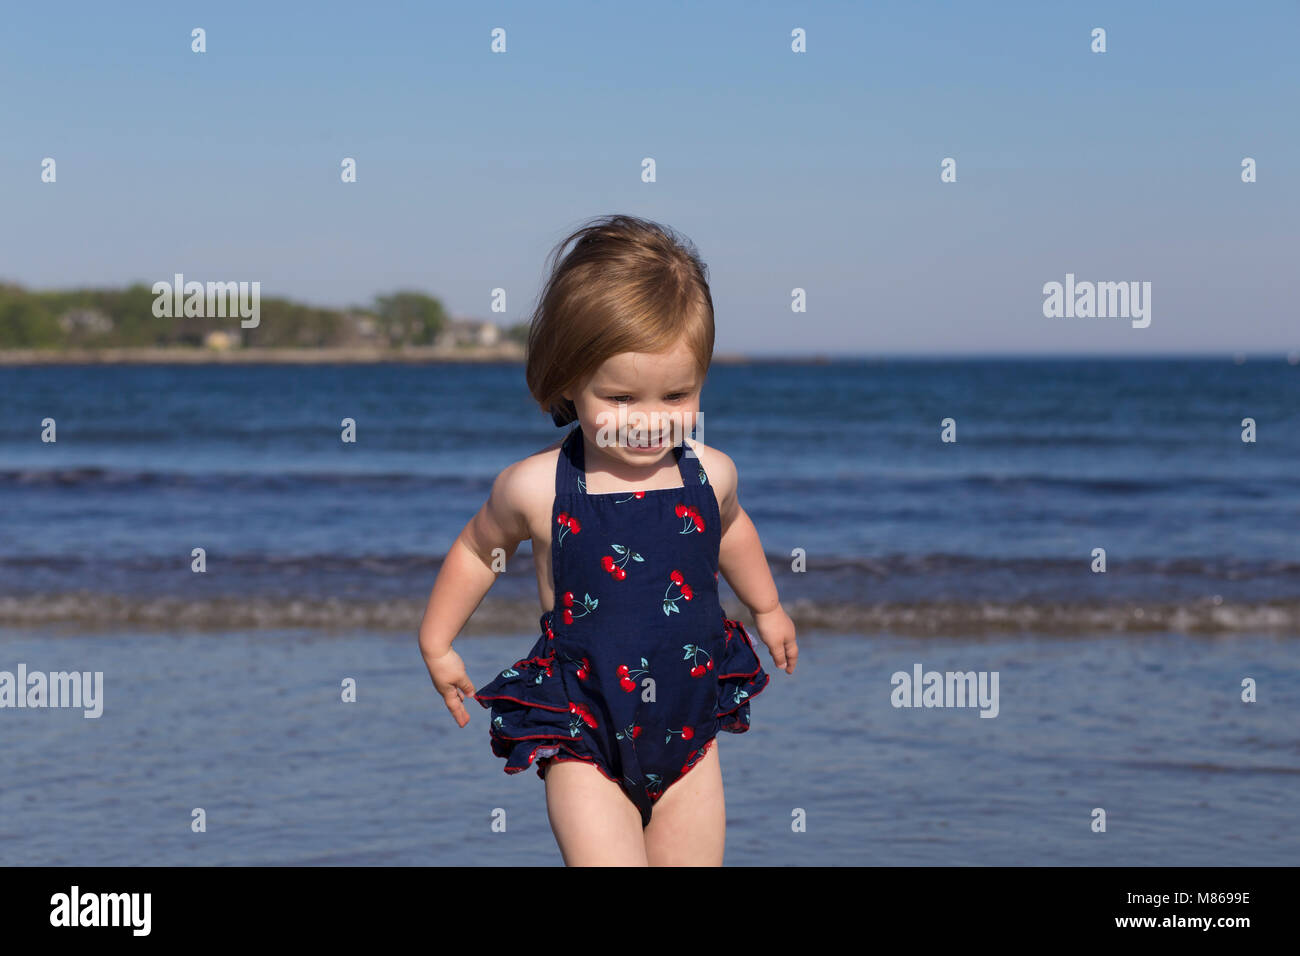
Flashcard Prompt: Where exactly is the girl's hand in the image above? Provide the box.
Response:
[423,645,478,727]
[752,604,798,674]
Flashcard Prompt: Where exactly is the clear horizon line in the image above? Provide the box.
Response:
[716,351,1300,361]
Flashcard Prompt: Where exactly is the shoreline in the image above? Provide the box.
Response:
[0,345,771,365]
[0,593,1292,636]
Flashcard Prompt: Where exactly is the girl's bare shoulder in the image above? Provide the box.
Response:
[682,436,738,506]
[491,435,566,532]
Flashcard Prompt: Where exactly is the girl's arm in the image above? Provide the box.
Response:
[708,444,798,673]
[418,463,531,662]
[701,443,777,613]
[718,493,780,616]
[696,442,774,613]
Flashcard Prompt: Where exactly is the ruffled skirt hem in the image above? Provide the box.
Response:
[474,613,770,775]
[713,617,771,733]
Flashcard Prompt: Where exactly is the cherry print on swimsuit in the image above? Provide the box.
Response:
[563,432,717,674]
[473,424,770,824]
[550,427,727,807]
[555,461,698,547]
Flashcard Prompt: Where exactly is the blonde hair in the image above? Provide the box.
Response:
[525,215,715,426]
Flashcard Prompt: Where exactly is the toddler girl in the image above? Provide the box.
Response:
[418,214,797,866]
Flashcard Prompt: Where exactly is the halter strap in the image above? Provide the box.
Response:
[554,424,704,496]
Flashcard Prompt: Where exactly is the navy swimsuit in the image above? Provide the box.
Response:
[474,424,770,828]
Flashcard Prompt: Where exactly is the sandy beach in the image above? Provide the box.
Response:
[2,623,1295,866]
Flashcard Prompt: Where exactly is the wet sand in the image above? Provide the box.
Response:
[2,625,1295,866]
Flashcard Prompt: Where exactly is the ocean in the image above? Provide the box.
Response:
[1,358,1297,864]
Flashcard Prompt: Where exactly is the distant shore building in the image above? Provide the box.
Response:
[58,308,114,336]
[435,318,502,348]
[342,311,385,346]
[203,330,242,351]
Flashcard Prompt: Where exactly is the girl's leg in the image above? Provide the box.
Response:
[643,738,725,866]
[543,759,649,866]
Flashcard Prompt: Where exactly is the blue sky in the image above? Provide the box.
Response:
[2,0,1296,355]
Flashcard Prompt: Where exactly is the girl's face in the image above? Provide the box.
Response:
[562,342,702,463]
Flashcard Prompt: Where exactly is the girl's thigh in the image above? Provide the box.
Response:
[643,738,725,866]
[543,759,648,866]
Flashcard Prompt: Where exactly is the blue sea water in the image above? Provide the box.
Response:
[0,358,1297,633]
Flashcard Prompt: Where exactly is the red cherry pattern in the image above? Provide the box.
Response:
[644,772,664,801]
[682,642,713,677]
[662,570,694,616]
[498,649,558,685]
[558,649,592,680]
[559,592,599,626]
[555,510,581,548]
[615,723,643,741]
[674,502,705,534]
[567,700,597,729]
[617,658,651,692]
[602,542,643,581]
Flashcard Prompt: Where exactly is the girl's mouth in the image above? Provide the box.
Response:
[624,433,664,450]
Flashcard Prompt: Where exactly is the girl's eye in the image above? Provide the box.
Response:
[608,393,688,403]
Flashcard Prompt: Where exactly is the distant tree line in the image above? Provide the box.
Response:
[0,282,530,349]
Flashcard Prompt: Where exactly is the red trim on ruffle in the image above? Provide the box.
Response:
[496,739,612,781]
[535,749,622,784]
[540,736,719,810]
[473,692,570,712]
[715,663,770,720]
[715,665,762,679]
[716,617,765,679]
